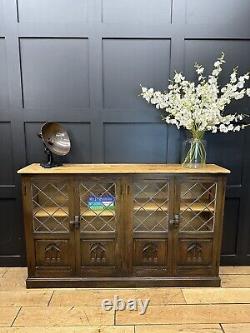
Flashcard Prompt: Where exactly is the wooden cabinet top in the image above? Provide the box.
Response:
[18,163,230,175]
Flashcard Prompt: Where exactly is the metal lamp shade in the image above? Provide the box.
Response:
[41,122,71,156]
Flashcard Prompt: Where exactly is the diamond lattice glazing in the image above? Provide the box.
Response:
[80,182,116,232]
[133,182,169,232]
[32,182,69,233]
[180,182,217,232]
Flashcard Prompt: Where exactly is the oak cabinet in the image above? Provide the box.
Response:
[18,163,229,288]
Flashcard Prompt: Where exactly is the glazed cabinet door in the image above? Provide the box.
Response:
[23,176,76,278]
[174,176,225,277]
[75,176,123,277]
[128,175,174,277]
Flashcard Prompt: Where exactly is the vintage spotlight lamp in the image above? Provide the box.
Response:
[38,122,71,168]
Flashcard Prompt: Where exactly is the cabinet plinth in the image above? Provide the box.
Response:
[18,163,229,288]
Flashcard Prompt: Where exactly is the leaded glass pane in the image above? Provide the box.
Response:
[79,182,116,232]
[32,182,69,233]
[133,182,169,232]
[180,182,217,232]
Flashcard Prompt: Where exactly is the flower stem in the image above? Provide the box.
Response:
[182,135,206,167]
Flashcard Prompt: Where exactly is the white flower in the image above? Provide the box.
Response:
[140,53,250,135]
[150,98,158,104]
[208,77,217,84]
[239,74,249,81]
[174,73,184,83]
[230,72,237,83]
[197,68,204,75]
[219,124,226,132]
[235,91,245,99]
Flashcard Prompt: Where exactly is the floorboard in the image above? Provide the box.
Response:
[0,267,249,332]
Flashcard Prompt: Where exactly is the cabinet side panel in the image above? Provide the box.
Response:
[212,175,227,274]
[21,176,36,276]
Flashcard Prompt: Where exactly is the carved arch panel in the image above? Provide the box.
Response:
[35,240,70,267]
[134,240,167,266]
[177,239,213,266]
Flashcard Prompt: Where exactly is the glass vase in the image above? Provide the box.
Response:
[182,138,207,168]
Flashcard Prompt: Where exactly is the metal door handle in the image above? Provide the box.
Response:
[70,216,80,230]
[169,214,180,229]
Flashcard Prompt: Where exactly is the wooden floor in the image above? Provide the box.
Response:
[0,267,250,332]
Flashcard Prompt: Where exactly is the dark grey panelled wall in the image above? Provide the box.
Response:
[0,0,250,265]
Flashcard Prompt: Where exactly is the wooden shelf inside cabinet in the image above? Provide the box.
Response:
[81,209,115,217]
[33,207,68,217]
[134,201,215,212]
[34,202,215,218]
[34,207,115,217]
[181,202,215,212]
